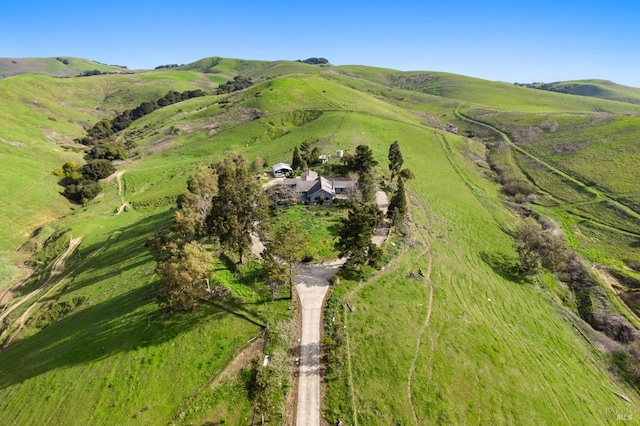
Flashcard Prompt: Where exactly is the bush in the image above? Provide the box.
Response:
[64,180,101,204]
[81,159,116,181]
[504,178,536,200]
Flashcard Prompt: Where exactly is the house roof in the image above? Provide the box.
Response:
[308,176,334,197]
[331,178,356,189]
[272,163,293,172]
[300,170,318,181]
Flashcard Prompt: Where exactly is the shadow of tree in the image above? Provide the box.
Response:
[0,285,225,390]
[63,210,174,293]
[12,210,174,299]
[480,251,526,284]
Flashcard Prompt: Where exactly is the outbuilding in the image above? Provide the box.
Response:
[271,163,293,177]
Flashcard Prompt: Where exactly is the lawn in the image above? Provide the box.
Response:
[271,204,347,262]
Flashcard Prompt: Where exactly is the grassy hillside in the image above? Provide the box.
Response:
[0,57,130,79]
[0,72,216,284]
[519,79,640,104]
[334,66,640,113]
[325,123,638,423]
[1,58,640,424]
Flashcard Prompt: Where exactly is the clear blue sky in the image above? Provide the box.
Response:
[2,1,639,86]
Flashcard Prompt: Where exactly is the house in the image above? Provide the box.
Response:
[271,170,356,204]
[271,163,293,178]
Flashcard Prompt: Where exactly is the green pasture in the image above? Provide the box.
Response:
[325,119,639,424]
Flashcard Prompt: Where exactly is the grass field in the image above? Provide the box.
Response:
[1,58,640,424]
[325,122,639,424]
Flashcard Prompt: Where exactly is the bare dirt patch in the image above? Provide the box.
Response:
[551,142,587,154]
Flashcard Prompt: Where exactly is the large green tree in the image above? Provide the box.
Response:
[207,155,269,263]
[351,144,378,175]
[357,169,377,205]
[387,177,407,225]
[262,221,307,299]
[291,146,303,170]
[388,141,404,182]
[335,203,383,268]
[153,240,214,312]
[175,166,218,241]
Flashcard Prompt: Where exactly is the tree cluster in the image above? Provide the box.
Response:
[54,159,115,204]
[296,57,329,65]
[216,76,253,94]
[148,155,272,312]
[154,64,182,69]
[56,89,207,204]
[291,141,321,170]
[78,89,207,148]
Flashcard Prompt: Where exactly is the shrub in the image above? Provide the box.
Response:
[81,159,116,181]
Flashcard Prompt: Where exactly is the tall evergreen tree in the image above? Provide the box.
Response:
[352,145,378,174]
[388,141,404,182]
[292,146,303,170]
[387,177,408,225]
[207,155,269,263]
[357,169,377,205]
[335,203,382,268]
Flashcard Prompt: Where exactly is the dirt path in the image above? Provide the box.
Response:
[406,198,434,425]
[107,170,128,215]
[0,237,82,344]
[0,264,34,306]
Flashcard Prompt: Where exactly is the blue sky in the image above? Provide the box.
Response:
[2,1,639,86]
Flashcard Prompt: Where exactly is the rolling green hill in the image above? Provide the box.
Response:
[1,57,640,424]
[0,57,131,79]
[518,79,640,104]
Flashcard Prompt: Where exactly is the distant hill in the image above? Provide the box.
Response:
[0,57,130,79]
[515,79,640,104]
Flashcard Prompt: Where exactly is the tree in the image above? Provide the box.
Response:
[81,159,116,181]
[387,177,408,225]
[357,169,376,204]
[262,221,307,299]
[335,203,383,268]
[514,217,568,276]
[351,145,378,174]
[60,161,82,183]
[207,155,269,263]
[153,240,214,312]
[514,217,544,275]
[292,146,303,170]
[388,141,404,182]
[174,166,218,240]
[63,179,101,204]
[398,168,415,181]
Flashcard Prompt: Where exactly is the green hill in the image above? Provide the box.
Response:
[0,57,131,79]
[1,57,640,424]
[517,79,640,104]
